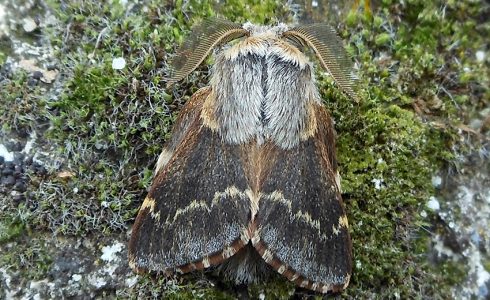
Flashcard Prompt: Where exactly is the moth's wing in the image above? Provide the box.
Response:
[154,87,211,175]
[129,89,251,273]
[255,103,352,293]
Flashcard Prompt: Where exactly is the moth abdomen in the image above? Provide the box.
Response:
[129,19,356,294]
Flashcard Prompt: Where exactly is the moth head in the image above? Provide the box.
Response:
[242,22,289,38]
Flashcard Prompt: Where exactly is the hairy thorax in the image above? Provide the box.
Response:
[202,29,321,150]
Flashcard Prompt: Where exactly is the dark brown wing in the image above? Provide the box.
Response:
[153,87,211,175]
[129,89,251,273]
[254,104,352,293]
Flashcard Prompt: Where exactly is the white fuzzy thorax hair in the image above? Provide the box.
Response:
[206,24,321,150]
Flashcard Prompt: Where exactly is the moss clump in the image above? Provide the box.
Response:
[0,217,25,243]
[0,232,52,281]
[329,0,487,297]
[248,278,296,299]
[325,85,460,297]
[0,71,48,137]
[0,52,6,66]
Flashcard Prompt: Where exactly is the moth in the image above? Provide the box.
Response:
[129,19,357,294]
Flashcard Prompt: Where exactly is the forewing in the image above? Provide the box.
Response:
[153,87,210,175]
[129,94,251,273]
[254,104,352,293]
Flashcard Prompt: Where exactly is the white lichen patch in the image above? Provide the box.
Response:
[101,242,124,262]
[27,279,55,300]
[87,273,107,289]
[0,268,17,299]
[100,242,125,277]
[431,175,442,187]
[454,244,490,299]
[125,276,138,288]
[476,50,485,62]
[71,274,82,282]
[372,178,384,190]
[22,131,36,155]
[112,57,126,70]
[427,196,440,211]
[0,144,14,161]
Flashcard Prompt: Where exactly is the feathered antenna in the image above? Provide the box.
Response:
[283,24,359,102]
[166,19,248,87]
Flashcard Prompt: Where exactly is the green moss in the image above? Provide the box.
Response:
[329,0,487,297]
[374,32,391,46]
[0,51,6,66]
[0,218,24,243]
[435,260,469,287]
[215,0,284,24]
[248,278,296,299]
[0,71,48,136]
[484,259,490,273]
[324,88,459,296]
[0,233,52,280]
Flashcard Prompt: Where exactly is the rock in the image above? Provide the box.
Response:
[14,181,26,192]
[7,140,23,152]
[0,144,15,161]
[14,164,23,174]
[22,17,38,33]
[2,175,15,186]
[18,59,58,83]
[32,70,43,80]
[12,193,25,206]
[40,69,58,83]
[27,77,38,86]
[2,167,13,176]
